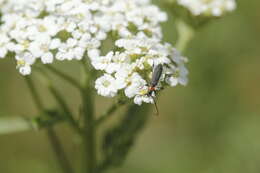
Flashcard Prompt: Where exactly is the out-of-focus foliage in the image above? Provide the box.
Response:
[0,0,260,172]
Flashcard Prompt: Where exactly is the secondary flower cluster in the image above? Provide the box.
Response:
[93,39,188,105]
[177,0,236,17]
[0,0,188,105]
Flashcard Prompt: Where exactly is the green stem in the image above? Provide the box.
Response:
[49,85,83,135]
[36,69,83,134]
[45,64,82,90]
[95,99,127,127]
[25,76,74,173]
[81,85,96,173]
[96,104,151,173]
[25,77,45,111]
[80,60,97,173]
[175,19,195,53]
[47,128,74,173]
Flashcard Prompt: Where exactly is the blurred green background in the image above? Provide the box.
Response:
[1,0,260,172]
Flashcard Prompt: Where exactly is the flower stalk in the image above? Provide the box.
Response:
[80,59,97,173]
[35,68,84,135]
[25,76,74,173]
[95,99,128,127]
[45,64,83,90]
[47,128,74,173]
[175,19,195,53]
[81,88,96,173]
[48,83,83,134]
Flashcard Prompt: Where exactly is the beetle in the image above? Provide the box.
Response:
[147,64,163,115]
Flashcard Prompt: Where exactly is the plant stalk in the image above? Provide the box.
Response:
[95,99,127,127]
[36,67,83,135]
[47,128,74,173]
[45,64,82,90]
[80,60,97,173]
[49,85,83,135]
[25,77,74,173]
[176,19,195,53]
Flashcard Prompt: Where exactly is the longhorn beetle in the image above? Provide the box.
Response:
[147,64,163,115]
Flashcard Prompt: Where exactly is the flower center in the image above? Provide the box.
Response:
[202,0,214,4]
[139,88,148,95]
[40,44,49,52]
[173,70,180,78]
[16,60,25,68]
[22,40,30,49]
[102,80,111,87]
[38,25,47,32]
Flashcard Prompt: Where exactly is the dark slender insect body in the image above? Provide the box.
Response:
[148,64,163,96]
[147,64,163,115]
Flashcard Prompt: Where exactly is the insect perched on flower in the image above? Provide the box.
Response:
[143,64,164,115]
[148,64,163,96]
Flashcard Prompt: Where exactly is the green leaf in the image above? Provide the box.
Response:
[97,104,151,172]
[0,109,65,135]
[0,116,35,135]
[34,109,65,129]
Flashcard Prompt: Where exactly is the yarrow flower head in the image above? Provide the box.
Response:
[176,0,236,17]
[0,0,188,105]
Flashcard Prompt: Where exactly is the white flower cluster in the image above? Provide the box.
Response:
[177,0,236,16]
[0,0,188,105]
[93,39,188,105]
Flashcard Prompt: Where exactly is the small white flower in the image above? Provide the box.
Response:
[56,39,84,60]
[27,17,59,40]
[0,32,10,58]
[134,95,145,105]
[92,52,112,69]
[95,74,118,97]
[125,76,147,98]
[134,94,154,105]
[15,52,35,75]
[95,31,107,41]
[15,52,35,66]
[88,49,100,59]
[41,52,54,64]
[50,39,61,49]
[116,71,147,98]
[28,34,52,57]
[166,65,189,86]
[19,65,31,76]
